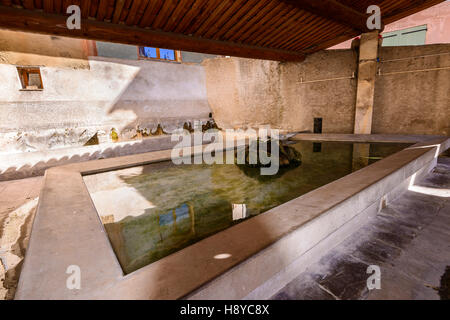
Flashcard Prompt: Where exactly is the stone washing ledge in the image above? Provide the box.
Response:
[14,134,450,299]
[290,133,446,144]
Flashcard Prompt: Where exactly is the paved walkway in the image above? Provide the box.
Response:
[0,176,42,300]
[272,157,450,300]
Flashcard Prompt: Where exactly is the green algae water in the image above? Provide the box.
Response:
[84,141,410,274]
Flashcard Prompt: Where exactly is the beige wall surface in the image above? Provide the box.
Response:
[0,29,95,68]
[203,50,358,133]
[1,29,449,155]
[0,32,211,153]
[373,45,450,135]
[204,45,449,136]
[203,58,284,129]
[279,50,358,134]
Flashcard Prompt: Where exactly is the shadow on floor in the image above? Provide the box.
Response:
[272,157,450,300]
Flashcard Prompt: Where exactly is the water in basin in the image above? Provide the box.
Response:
[83,141,410,274]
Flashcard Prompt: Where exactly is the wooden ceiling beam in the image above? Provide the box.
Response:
[383,0,444,24]
[279,0,373,33]
[0,5,306,62]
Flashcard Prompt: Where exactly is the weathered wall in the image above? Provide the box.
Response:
[204,45,449,136]
[96,41,138,60]
[203,58,285,129]
[204,50,358,132]
[1,28,448,156]
[373,44,450,135]
[0,29,95,68]
[279,50,358,133]
[181,51,219,64]
[0,31,212,153]
[95,41,218,64]
[0,57,211,152]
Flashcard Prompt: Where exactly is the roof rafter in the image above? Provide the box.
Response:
[279,0,374,33]
[0,0,444,61]
[0,5,306,62]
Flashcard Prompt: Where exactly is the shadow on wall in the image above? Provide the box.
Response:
[1,56,213,149]
[102,56,211,135]
[1,53,215,179]
[0,29,95,69]
[0,57,142,153]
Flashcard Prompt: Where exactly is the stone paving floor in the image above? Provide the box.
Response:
[0,176,42,300]
[272,157,450,300]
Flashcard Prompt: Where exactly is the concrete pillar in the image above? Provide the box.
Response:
[353,31,379,134]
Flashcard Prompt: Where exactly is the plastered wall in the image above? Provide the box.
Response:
[204,44,449,136]
[0,30,211,153]
[1,29,449,155]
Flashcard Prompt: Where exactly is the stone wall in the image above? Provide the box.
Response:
[203,58,284,129]
[279,50,358,133]
[204,44,450,136]
[0,29,96,69]
[1,28,449,155]
[373,44,450,135]
[0,30,212,153]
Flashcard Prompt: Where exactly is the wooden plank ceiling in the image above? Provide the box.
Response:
[0,0,444,61]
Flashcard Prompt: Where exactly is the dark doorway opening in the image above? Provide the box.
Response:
[314,118,322,134]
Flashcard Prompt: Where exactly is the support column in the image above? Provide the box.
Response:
[352,31,379,171]
[353,31,379,134]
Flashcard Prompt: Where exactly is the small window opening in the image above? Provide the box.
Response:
[138,47,181,62]
[17,67,43,90]
[314,118,322,134]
